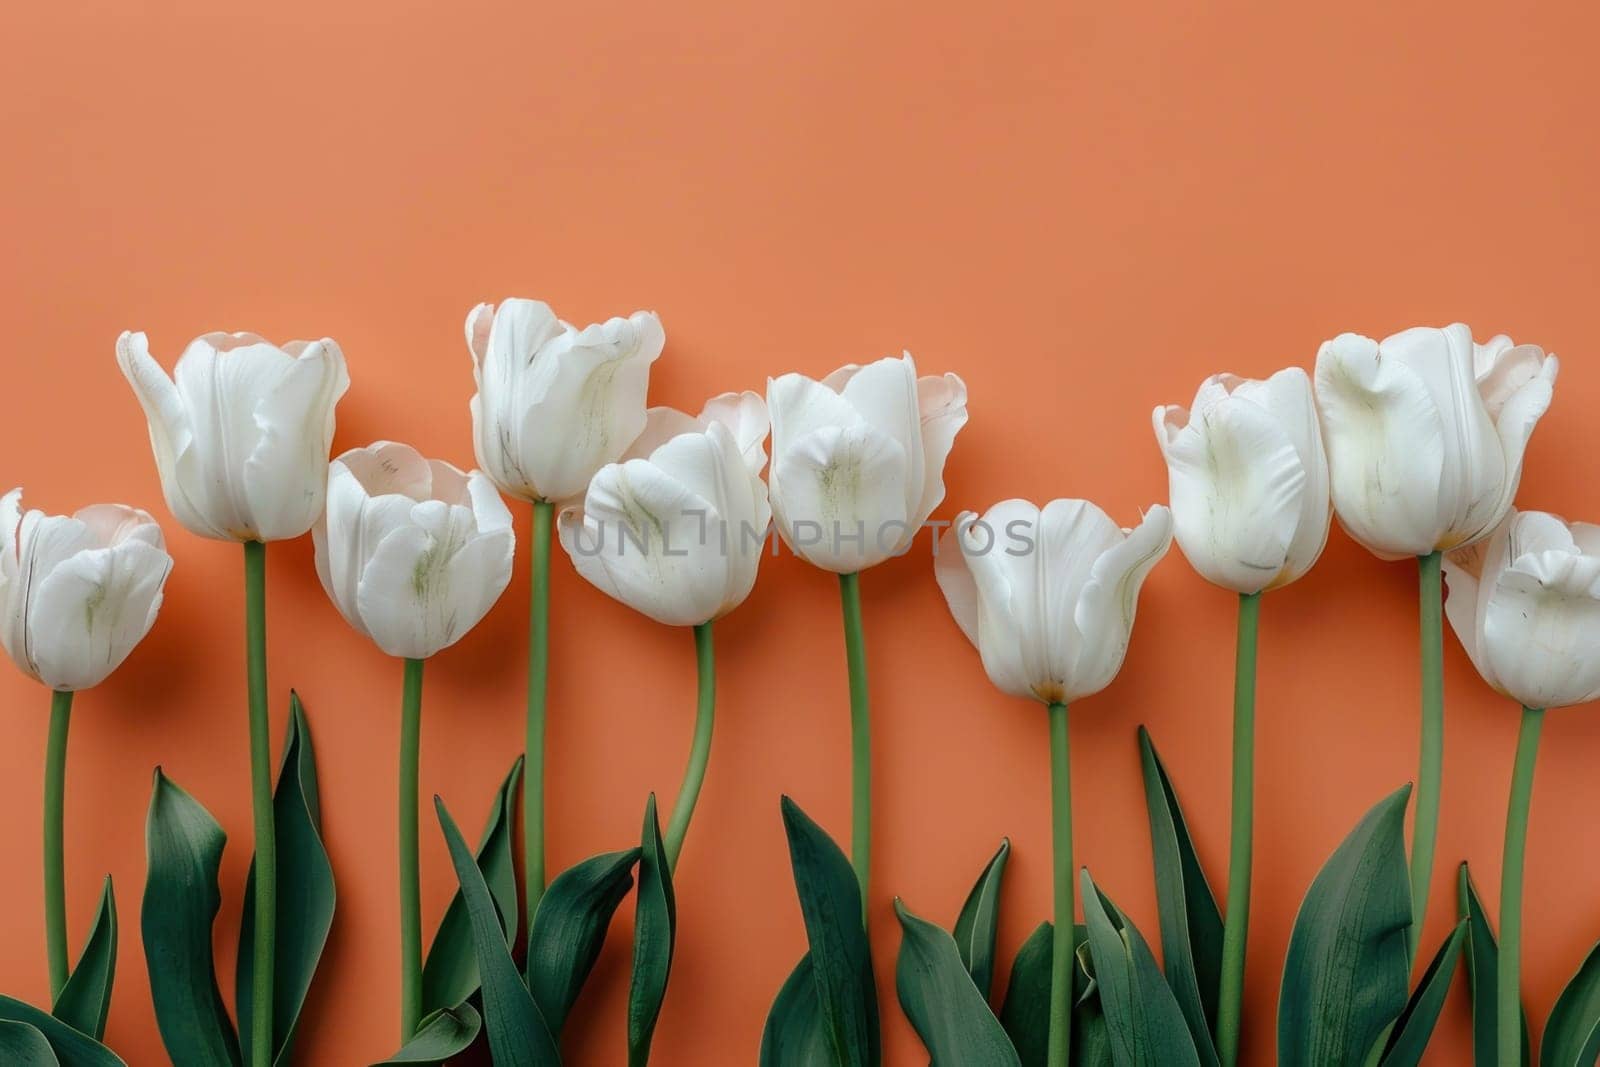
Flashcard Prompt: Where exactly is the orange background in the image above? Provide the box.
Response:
[3,2,1598,1064]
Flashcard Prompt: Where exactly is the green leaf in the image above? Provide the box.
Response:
[1138,726,1224,1061]
[0,1020,60,1065]
[1542,939,1600,1067]
[1277,784,1412,1067]
[953,839,1010,1001]
[1080,869,1202,1066]
[1459,862,1532,1066]
[435,797,560,1066]
[760,954,834,1065]
[998,923,1110,1067]
[0,994,126,1065]
[237,695,337,1067]
[141,768,241,1067]
[53,875,117,1039]
[372,1003,483,1065]
[529,847,640,1037]
[1072,936,1114,1067]
[1379,920,1467,1067]
[426,756,524,1014]
[628,795,677,1067]
[776,795,880,1067]
[893,897,1019,1066]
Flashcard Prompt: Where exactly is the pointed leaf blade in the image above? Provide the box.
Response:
[893,897,1019,1065]
[53,876,117,1040]
[628,795,676,1067]
[1379,921,1467,1067]
[760,954,834,1066]
[0,996,126,1066]
[952,839,1010,1001]
[1459,863,1533,1066]
[528,847,640,1036]
[372,1004,483,1065]
[1539,939,1600,1067]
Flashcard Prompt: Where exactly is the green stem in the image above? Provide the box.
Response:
[838,572,871,922]
[663,623,715,872]
[244,539,275,1067]
[398,657,425,1041]
[1409,551,1444,963]
[1498,706,1543,1067]
[525,500,553,939]
[1215,591,1260,1067]
[1047,701,1074,1067]
[43,688,74,1001]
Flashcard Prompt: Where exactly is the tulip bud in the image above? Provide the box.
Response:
[767,354,967,573]
[313,442,515,659]
[1153,368,1330,593]
[558,393,771,626]
[1314,324,1557,559]
[1444,509,1600,710]
[466,299,664,504]
[116,330,350,542]
[0,489,172,691]
[934,499,1172,705]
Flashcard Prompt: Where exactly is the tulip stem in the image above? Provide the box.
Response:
[1215,591,1260,1067]
[838,572,871,923]
[43,688,74,1002]
[1498,705,1543,1067]
[1409,550,1444,963]
[244,539,275,1067]
[525,500,553,936]
[663,623,715,872]
[1047,700,1074,1067]
[398,657,425,1042]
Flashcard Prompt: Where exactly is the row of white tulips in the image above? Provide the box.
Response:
[0,307,1586,1064]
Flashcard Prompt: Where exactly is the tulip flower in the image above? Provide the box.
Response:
[1152,367,1330,1066]
[1445,509,1600,1065]
[766,353,968,909]
[313,442,513,1040]
[0,489,172,1000]
[559,393,769,867]
[118,327,349,1064]
[935,498,1171,1064]
[465,298,664,933]
[1314,323,1557,963]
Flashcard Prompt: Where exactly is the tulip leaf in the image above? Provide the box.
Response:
[999,922,1109,1067]
[628,795,677,1066]
[529,846,640,1037]
[53,875,117,1040]
[952,839,1010,1001]
[1541,939,1600,1067]
[1080,869,1202,1066]
[1277,784,1412,1067]
[1138,725,1224,1060]
[0,1020,60,1065]
[1378,920,1466,1067]
[773,795,880,1067]
[372,1003,483,1064]
[0,997,126,1066]
[1459,862,1532,1066]
[424,755,524,1015]
[760,954,834,1065]
[893,897,1019,1065]
[237,695,336,1067]
[435,796,560,1066]
[142,768,242,1067]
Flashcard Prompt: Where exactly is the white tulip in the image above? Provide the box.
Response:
[0,489,172,691]
[1314,324,1557,559]
[558,393,771,627]
[313,442,515,659]
[1444,509,1600,710]
[767,353,967,573]
[935,499,1172,705]
[115,330,350,542]
[466,299,665,504]
[1153,368,1330,593]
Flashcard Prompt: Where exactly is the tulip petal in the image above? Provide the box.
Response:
[700,391,771,474]
[116,332,224,539]
[356,502,490,658]
[1069,505,1173,702]
[1314,333,1448,558]
[243,340,349,541]
[770,424,910,572]
[1161,394,1306,593]
[957,503,1040,702]
[627,408,705,463]
[914,373,969,526]
[838,356,924,518]
[1483,354,1557,538]
[27,540,170,691]
[768,373,864,451]
[1483,560,1600,710]
[467,300,566,501]
[1443,539,1495,689]
[933,513,981,648]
